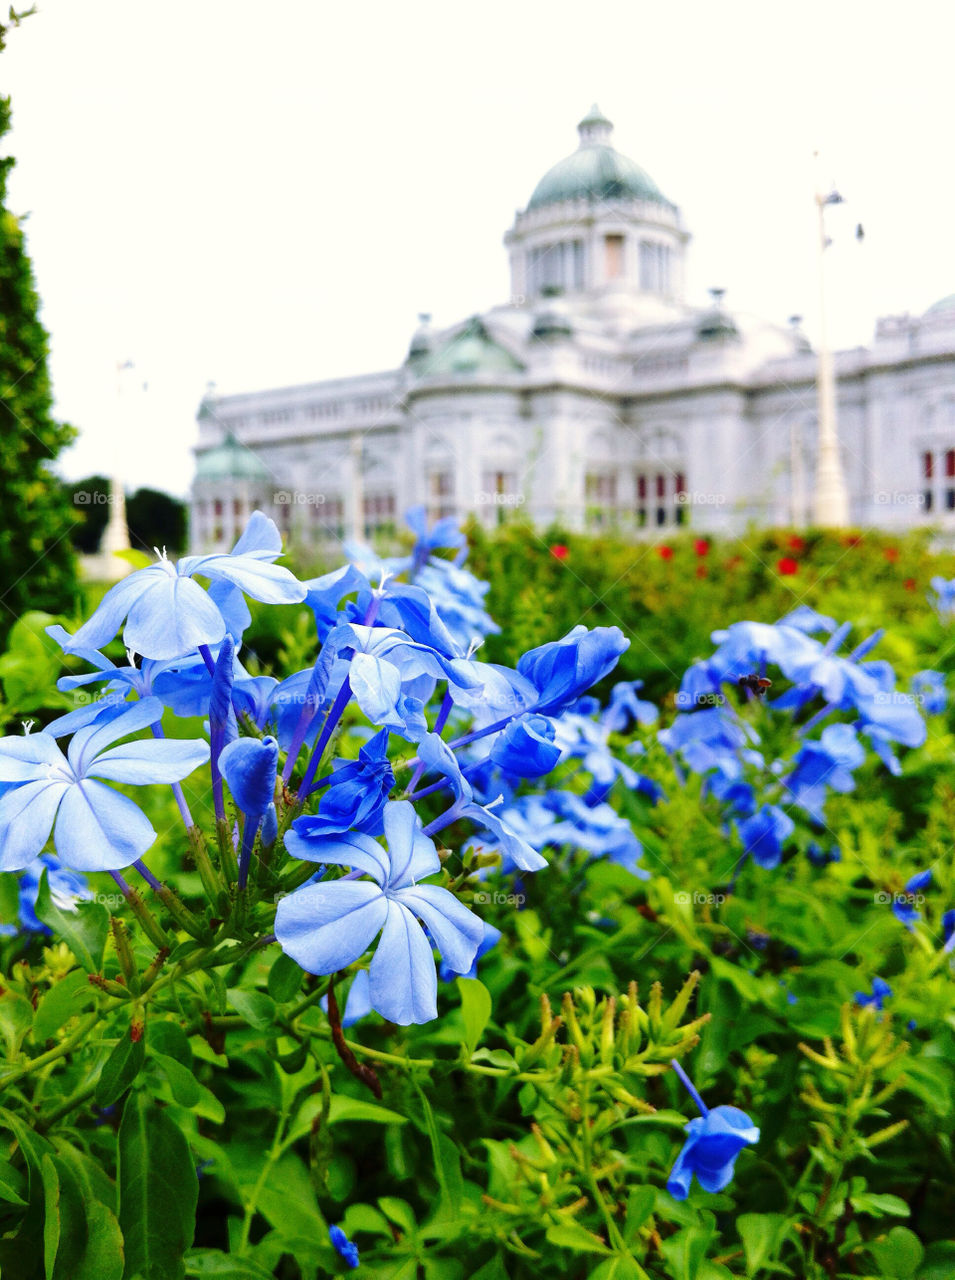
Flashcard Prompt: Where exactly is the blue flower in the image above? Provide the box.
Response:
[488,714,561,778]
[320,969,373,1027]
[517,626,629,716]
[219,736,279,818]
[666,1059,759,1199]
[328,1224,360,1269]
[14,854,92,933]
[293,728,394,837]
[58,513,305,661]
[736,805,794,870]
[930,576,955,619]
[0,701,209,872]
[911,669,947,716]
[942,909,955,955]
[439,921,501,982]
[277,801,484,1024]
[855,977,891,1011]
[602,680,659,731]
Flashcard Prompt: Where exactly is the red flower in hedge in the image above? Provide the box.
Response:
[777,557,799,576]
[695,564,707,579]
[694,539,710,557]
[658,546,674,561]
[726,555,744,570]
[788,535,806,553]
[843,534,863,548]
[884,547,900,563]
[550,544,568,560]
[904,578,916,591]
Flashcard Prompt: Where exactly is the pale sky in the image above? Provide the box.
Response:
[5,0,955,496]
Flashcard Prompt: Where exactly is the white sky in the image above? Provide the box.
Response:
[5,0,955,497]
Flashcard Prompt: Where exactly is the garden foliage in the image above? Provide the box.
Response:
[0,510,953,1279]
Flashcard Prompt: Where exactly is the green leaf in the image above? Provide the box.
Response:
[329,1095,409,1126]
[456,977,492,1058]
[149,1051,201,1108]
[869,1226,924,1279]
[851,1191,910,1218]
[34,970,95,1043]
[918,1241,955,1279]
[415,1085,463,1221]
[623,1185,656,1242]
[658,1224,715,1280]
[0,991,33,1058]
[470,1047,517,1071]
[95,1034,146,1107]
[34,872,109,973]
[148,1023,192,1066]
[266,952,302,1004]
[41,1152,123,1280]
[227,988,277,1031]
[185,1251,276,1280]
[118,1092,198,1280]
[378,1196,417,1234]
[469,1257,510,1280]
[737,1213,793,1276]
[253,1152,326,1242]
[591,1258,650,1280]
[544,1221,611,1255]
[0,1154,27,1206]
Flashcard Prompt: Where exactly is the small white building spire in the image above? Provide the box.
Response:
[577,104,613,148]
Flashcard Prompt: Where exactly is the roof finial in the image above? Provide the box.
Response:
[577,104,613,148]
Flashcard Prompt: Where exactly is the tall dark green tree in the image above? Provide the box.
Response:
[0,95,79,641]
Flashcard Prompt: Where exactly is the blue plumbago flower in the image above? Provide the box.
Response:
[277,801,484,1024]
[328,1224,360,1269]
[666,1059,759,1200]
[489,714,561,778]
[233,676,280,729]
[13,854,93,934]
[659,706,762,779]
[911,669,947,715]
[0,700,209,872]
[930,576,955,619]
[778,605,837,635]
[736,805,795,871]
[891,868,931,929]
[602,680,659,732]
[57,512,305,661]
[855,977,892,1011]
[517,626,629,716]
[704,620,822,686]
[405,503,467,568]
[294,728,394,837]
[806,841,841,866]
[219,736,279,817]
[414,557,500,650]
[545,791,648,878]
[784,723,865,822]
[854,693,926,776]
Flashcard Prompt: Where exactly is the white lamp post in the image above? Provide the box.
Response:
[812,163,851,526]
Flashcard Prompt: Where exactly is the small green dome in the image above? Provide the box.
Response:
[421,318,523,377]
[527,106,668,211]
[195,433,271,483]
[926,293,955,316]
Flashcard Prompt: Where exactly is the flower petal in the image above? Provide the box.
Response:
[274,879,387,973]
[395,883,484,975]
[61,568,167,653]
[66,697,166,778]
[87,737,210,786]
[124,573,226,660]
[183,554,305,605]
[284,825,389,882]
[0,733,67,783]
[368,900,438,1024]
[52,780,156,872]
[382,801,440,889]
[0,780,68,871]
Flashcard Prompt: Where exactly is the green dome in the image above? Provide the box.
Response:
[421,318,523,377]
[926,293,955,316]
[527,107,668,211]
[195,433,271,483]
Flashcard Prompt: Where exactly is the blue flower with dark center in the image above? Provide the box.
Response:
[666,1059,759,1199]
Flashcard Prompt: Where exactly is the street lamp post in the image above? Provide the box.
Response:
[812,164,851,526]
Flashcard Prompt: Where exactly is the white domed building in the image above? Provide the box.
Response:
[191,107,955,550]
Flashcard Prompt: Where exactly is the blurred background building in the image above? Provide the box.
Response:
[190,107,955,551]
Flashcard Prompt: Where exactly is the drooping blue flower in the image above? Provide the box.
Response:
[736,805,794,871]
[666,1059,759,1200]
[488,714,561,778]
[219,736,279,818]
[58,513,305,661]
[277,801,484,1024]
[602,680,659,732]
[328,1224,360,1269]
[911,669,947,716]
[855,977,892,1011]
[517,626,629,716]
[0,701,209,872]
[293,728,394,837]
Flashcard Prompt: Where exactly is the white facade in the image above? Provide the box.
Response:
[191,108,955,552]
